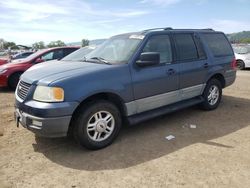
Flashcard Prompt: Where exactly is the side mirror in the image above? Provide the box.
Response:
[136,52,160,67]
[34,58,44,64]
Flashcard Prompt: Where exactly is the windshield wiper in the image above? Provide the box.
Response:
[88,57,111,65]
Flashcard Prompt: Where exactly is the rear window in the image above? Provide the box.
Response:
[202,33,233,57]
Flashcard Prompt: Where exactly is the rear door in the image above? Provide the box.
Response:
[174,32,208,100]
[131,34,179,114]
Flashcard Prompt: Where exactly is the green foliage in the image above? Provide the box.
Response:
[239,38,250,43]
[47,40,66,48]
[3,41,18,49]
[81,39,89,47]
[227,31,250,43]
[32,41,45,49]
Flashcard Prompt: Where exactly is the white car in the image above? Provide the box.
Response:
[233,45,250,70]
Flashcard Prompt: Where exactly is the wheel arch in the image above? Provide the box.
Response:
[207,73,225,88]
[7,71,24,88]
[68,92,127,135]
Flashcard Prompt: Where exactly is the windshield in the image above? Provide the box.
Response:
[85,35,143,64]
[61,46,95,61]
[233,46,250,54]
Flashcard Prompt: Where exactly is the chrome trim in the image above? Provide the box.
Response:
[15,81,23,102]
[125,84,206,116]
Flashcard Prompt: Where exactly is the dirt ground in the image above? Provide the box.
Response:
[0,71,250,188]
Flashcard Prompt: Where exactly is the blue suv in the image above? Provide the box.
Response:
[15,28,237,150]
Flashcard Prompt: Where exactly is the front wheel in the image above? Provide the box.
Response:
[73,100,122,150]
[200,79,222,111]
[8,72,22,90]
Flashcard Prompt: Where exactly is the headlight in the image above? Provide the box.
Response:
[0,69,7,74]
[33,86,64,102]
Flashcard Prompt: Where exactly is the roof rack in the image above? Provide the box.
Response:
[143,27,173,32]
[202,28,214,31]
[142,27,215,32]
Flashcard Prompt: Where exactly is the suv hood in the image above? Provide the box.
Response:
[21,60,109,85]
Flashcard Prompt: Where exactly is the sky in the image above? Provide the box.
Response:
[0,0,250,45]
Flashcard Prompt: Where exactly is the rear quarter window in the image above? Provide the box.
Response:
[202,33,233,57]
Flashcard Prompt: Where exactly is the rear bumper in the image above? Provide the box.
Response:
[225,69,236,87]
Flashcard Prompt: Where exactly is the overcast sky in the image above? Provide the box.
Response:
[0,0,250,45]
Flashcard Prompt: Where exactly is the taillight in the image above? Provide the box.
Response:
[231,58,237,69]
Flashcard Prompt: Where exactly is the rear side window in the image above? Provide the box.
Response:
[174,34,198,61]
[202,33,233,57]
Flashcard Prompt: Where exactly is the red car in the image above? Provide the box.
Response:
[0,58,9,66]
[0,46,79,90]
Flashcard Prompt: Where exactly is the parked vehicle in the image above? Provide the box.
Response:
[0,46,79,89]
[15,28,236,150]
[233,45,250,70]
[11,51,34,60]
[61,46,97,62]
[0,58,8,66]
[0,51,34,66]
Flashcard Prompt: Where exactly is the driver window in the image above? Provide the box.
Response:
[142,35,172,63]
[41,51,54,61]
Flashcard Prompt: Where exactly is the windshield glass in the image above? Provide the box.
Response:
[233,46,250,54]
[61,46,95,61]
[85,35,143,64]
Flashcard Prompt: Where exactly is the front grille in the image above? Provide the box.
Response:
[17,81,31,100]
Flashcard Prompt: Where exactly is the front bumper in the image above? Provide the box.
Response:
[15,99,79,137]
[0,74,8,87]
[15,108,72,137]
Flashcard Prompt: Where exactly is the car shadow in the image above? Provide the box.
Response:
[0,87,13,93]
[32,95,250,171]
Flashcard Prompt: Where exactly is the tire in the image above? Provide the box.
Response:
[8,72,22,90]
[73,100,122,150]
[200,79,222,111]
[236,60,245,70]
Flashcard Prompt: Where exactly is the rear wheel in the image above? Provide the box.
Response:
[8,72,22,90]
[73,100,122,150]
[200,79,222,111]
[236,60,245,70]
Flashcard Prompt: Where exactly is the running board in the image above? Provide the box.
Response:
[127,96,204,125]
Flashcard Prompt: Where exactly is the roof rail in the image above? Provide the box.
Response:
[143,27,173,32]
[202,28,214,31]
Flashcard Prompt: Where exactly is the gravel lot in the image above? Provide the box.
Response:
[0,71,250,188]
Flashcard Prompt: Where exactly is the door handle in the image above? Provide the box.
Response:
[203,63,209,68]
[167,68,175,75]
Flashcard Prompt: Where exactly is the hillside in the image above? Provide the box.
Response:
[227,31,250,43]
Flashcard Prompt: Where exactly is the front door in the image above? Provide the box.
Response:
[130,34,179,114]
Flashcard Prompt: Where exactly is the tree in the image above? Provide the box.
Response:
[3,41,18,49]
[81,39,89,47]
[0,38,4,50]
[32,41,45,49]
[47,40,66,48]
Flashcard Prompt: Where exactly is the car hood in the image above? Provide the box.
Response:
[21,60,110,85]
[0,60,30,69]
